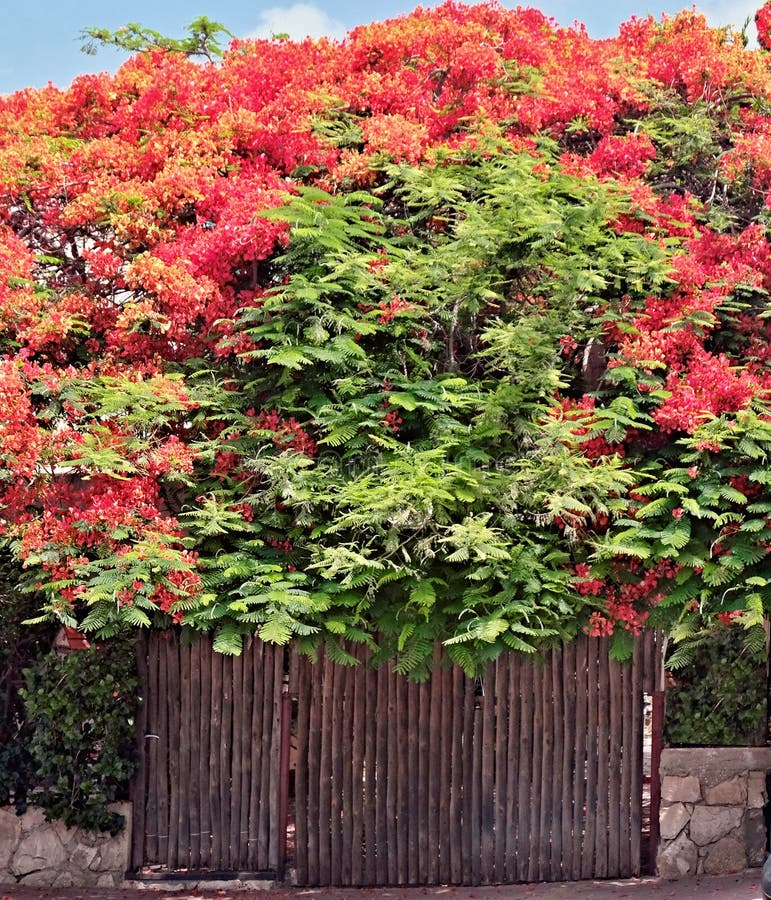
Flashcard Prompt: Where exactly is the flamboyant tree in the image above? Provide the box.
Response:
[2,2,771,672]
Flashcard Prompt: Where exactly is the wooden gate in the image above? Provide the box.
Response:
[290,632,662,886]
[132,631,662,885]
[131,632,284,875]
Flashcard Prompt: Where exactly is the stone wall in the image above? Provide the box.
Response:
[657,747,771,877]
[0,803,130,888]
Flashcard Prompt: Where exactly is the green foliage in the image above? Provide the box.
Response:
[15,12,771,676]
[20,642,139,832]
[0,551,55,813]
[595,411,771,643]
[166,147,673,674]
[665,625,767,747]
[80,17,233,62]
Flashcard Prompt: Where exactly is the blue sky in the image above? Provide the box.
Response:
[0,0,761,96]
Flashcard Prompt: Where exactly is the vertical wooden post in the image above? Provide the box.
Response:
[130,633,149,873]
[648,690,665,875]
[277,673,291,881]
[765,618,770,745]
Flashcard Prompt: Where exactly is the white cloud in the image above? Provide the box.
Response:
[248,4,348,42]
[697,0,759,44]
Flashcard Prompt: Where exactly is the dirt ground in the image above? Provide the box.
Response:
[0,869,767,900]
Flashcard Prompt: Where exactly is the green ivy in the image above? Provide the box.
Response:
[0,550,55,813]
[20,640,139,833]
[665,625,767,747]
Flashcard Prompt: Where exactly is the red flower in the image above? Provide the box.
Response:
[757,3,771,51]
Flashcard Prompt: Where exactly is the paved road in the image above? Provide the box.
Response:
[0,870,767,899]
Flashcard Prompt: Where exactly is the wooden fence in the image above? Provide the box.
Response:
[290,632,663,886]
[132,630,663,885]
[131,633,284,874]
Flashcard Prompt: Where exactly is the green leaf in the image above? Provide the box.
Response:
[212,624,243,655]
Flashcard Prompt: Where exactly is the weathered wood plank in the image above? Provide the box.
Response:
[269,646,283,872]
[165,639,180,871]
[158,633,167,866]
[363,662,377,885]
[461,675,474,884]
[386,667,398,886]
[176,642,191,870]
[427,659,442,884]
[480,666,495,882]
[516,658,533,883]
[620,648,633,874]
[527,662,543,883]
[537,655,552,882]
[375,663,389,885]
[237,642,253,870]
[257,644,273,870]
[198,638,212,870]
[247,641,263,872]
[208,645,223,870]
[407,678,420,885]
[504,654,520,883]
[144,635,159,865]
[131,635,149,872]
[550,647,563,881]
[293,652,309,884]
[437,665,451,885]
[608,656,622,876]
[470,699,482,886]
[351,651,366,886]
[595,640,610,879]
[449,665,464,885]
[561,641,576,881]
[228,645,243,867]
[331,659,344,884]
[493,657,508,883]
[306,652,322,884]
[384,672,399,884]
[631,636,645,876]
[219,652,233,869]
[318,652,332,883]
[187,641,201,870]
[397,670,409,885]
[582,638,599,879]
[418,677,431,883]
[572,636,588,880]
[341,661,355,885]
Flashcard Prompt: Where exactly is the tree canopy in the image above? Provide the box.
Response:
[2,2,771,673]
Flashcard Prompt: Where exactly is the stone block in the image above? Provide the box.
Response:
[690,806,744,845]
[96,873,118,888]
[70,842,99,871]
[661,747,771,779]
[745,808,767,867]
[748,771,767,808]
[50,819,73,846]
[660,802,690,839]
[52,870,75,888]
[661,775,701,803]
[704,774,747,806]
[702,836,747,875]
[90,832,129,873]
[0,808,22,869]
[20,868,61,886]
[12,825,67,876]
[658,831,698,878]
[18,806,45,832]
